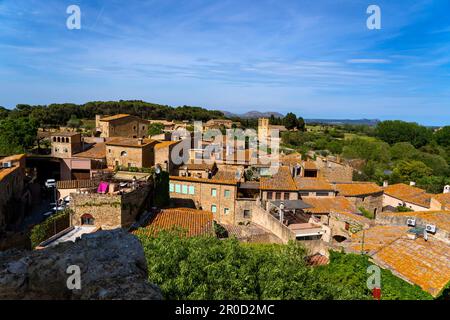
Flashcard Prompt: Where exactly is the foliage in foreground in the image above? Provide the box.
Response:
[30,209,70,248]
[136,231,432,300]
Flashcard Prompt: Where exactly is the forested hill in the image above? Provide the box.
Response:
[0,100,225,126]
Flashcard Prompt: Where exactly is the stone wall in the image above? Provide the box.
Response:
[71,185,152,230]
[315,157,353,182]
[235,198,257,223]
[347,192,383,217]
[0,156,27,232]
[71,193,122,229]
[0,229,162,300]
[100,117,148,139]
[382,194,429,211]
[250,204,296,243]
[106,144,154,169]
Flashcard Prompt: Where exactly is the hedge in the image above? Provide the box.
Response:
[30,209,70,248]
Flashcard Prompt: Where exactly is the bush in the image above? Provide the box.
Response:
[30,209,70,248]
[136,230,432,300]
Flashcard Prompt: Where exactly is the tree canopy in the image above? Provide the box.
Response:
[375,120,432,148]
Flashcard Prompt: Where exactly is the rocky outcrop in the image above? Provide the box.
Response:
[0,229,163,300]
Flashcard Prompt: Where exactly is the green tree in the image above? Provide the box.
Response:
[375,120,432,148]
[434,126,450,147]
[66,115,82,128]
[283,112,298,130]
[390,142,418,160]
[393,160,433,182]
[0,117,38,155]
[148,123,165,136]
[297,117,306,132]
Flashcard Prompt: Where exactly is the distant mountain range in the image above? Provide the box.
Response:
[222,110,284,119]
[222,110,380,126]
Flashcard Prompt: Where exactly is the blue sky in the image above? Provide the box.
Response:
[1,0,450,125]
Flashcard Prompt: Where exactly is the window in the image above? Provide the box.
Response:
[108,149,111,153]
[175,184,181,193]
[120,151,128,157]
[316,192,329,197]
[55,148,59,152]
[52,137,56,142]
[169,183,174,193]
[299,191,310,197]
[211,188,217,197]
[243,210,251,218]
[182,185,188,194]
[63,148,68,153]
[224,189,231,198]
[188,186,195,195]
[224,208,230,215]
[211,205,217,213]
[267,192,273,200]
[81,214,94,225]
[133,126,136,131]
[275,192,282,200]
[284,193,290,200]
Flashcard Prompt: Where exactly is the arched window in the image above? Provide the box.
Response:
[120,151,127,157]
[81,214,94,225]
[65,137,69,143]
[52,137,56,142]
[57,137,61,142]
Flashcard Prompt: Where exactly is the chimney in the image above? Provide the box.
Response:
[138,138,143,145]
[444,185,450,194]
[410,181,416,186]
[383,181,388,188]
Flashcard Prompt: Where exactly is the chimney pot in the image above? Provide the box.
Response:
[410,181,416,186]
[383,181,388,188]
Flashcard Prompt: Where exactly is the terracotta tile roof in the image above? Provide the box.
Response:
[348,225,450,296]
[0,154,25,181]
[73,143,106,159]
[56,179,98,189]
[170,175,237,186]
[295,177,334,191]
[212,170,239,182]
[302,196,358,215]
[260,166,297,191]
[281,152,302,166]
[380,211,450,233]
[106,137,156,148]
[374,237,450,297]
[383,183,432,208]
[348,225,409,254]
[132,208,214,237]
[302,160,317,170]
[154,140,180,149]
[432,193,450,209]
[50,131,81,137]
[335,182,383,196]
[99,114,131,122]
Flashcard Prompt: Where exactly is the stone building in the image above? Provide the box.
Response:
[95,114,149,139]
[315,156,353,182]
[257,118,286,145]
[169,175,238,225]
[71,182,152,230]
[153,140,182,174]
[295,177,335,197]
[382,183,440,212]
[50,132,82,159]
[105,138,157,169]
[0,154,30,232]
[335,182,383,217]
[259,166,299,202]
